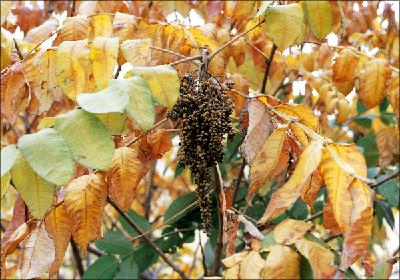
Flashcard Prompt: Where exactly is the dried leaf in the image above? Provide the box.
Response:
[273,219,312,245]
[301,170,324,206]
[239,251,265,279]
[248,127,288,204]
[147,130,173,160]
[45,203,73,278]
[1,196,26,245]
[295,238,337,279]
[225,210,239,256]
[112,12,139,41]
[376,127,399,167]
[19,222,55,279]
[388,76,399,117]
[261,244,300,279]
[120,39,151,66]
[276,104,318,131]
[107,147,150,212]
[319,144,367,234]
[242,99,274,165]
[89,37,119,90]
[332,48,359,83]
[53,16,89,45]
[1,27,14,70]
[64,173,107,253]
[359,58,390,109]
[323,200,341,235]
[25,17,59,44]
[259,140,323,224]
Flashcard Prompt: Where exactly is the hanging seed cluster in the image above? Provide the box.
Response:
[168,73,234,235]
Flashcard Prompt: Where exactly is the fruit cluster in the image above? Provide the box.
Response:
[168,73,234,235]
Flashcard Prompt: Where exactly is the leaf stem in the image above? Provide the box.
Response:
[108,197,189,280]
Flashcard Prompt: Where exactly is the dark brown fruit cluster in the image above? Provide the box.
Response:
[168,73,234,235]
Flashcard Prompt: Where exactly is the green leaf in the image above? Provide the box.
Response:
[378,178,399,207]
[164,192,197,222]
[95,112,127,135]
[82,255,118,280]
[115,257,138,279]
[1,144,18,176]
[10,153,55,219]
[356,135,379,167]
[95,231,134,256]
[1,171,11,199]
[374,199,394,229]
[119,209,152,237]
[18,128,74,185]
[125,77,155,131]
[261,231,276,249]
[77,80,130,113]
[373,261,393,279]
[300,255,313,279]
[304,1,333,40]
[265,3,304,50]
[288,198,308,220]
[54,109,115,170]
[129,65,179,109]
[130,245,158,273]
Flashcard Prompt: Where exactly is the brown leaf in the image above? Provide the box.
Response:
[64,173,107,253]
[146,130,173,160]
[19,222,55,279]
[225,210,239,256]
[248,127,288,205]
[273,219,312,245]
[388,76,399,117]
[45,203,73,278]
[332,48,359,83]
[301,170,324,206]
[261,244,300,279]
[1,62,28,124]
[359,58,390,109]
[107,147,150,212]
[295,238,337,279]
[376,127,399,167]
[341,179,374,269]
[242,99,274,165]
[11,6,47,33]
[259,140,323,224]
[1,196,26,245]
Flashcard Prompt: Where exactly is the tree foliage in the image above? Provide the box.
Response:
[1,1,399,279]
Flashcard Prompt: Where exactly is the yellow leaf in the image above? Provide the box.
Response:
[53,16,89,45]
[88,13,113,39]
[275,103,318,131]
[23,49,59,114]
[388,76,399,117]
[341,179,373,269]
[273,219,312,245]
[107,147,149,212]
[0,1,13,25]
[239,251,265,279]
[261,244,300,279]
[259,140,323,224]
[359,58,390,109]
[224,264,240,279]
[89,37,119,90]
[248,127,288,205]
[64,173,107,254]
[304,1,333,40]
[332,48,359,83]
[242,99,274,164]
[45,203,73,278]
[290,123,309,148]
[1,27,13,70]
[295,238,337,279]
[265,4,304,51]
[112,12,139,41]
[19,222,55,279]
[222,251,249,268]
[56,40,95,101]
[376,127,399,167]
[120,39,151,66]
[319,144,367,234]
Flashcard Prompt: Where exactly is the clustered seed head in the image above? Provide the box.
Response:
[168,73,234,235]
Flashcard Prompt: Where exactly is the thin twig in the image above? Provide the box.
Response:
[169,55,202,66]
[70,239,84,277]
[209,19,266,60]
[212,164,224,276]
[13,38,23,60]
[114,64,122,79]
[144,161,156,220]
[87,246,103,257]
[245,40,270,62]
[261,44,277,94]
[234,159,246,195]
[150,46,188,59]
[108,197,189,280]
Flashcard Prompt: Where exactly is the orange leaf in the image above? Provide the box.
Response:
[295,238,337,279]
[332,48,359,83]
[259,140,323,224]
[147,129,173,160]
[107,147,150,211]
[1,196,26,245]
[242,99,274,165]
[359,58,390,109]
[19,222,55,279]
[376,127,399,167]
[388,76,399,117]
[273,219,312,245]
[247,127,288,205]
[341,179,373,269]
[323,200,341,235]
[64,173,107,254]
[53,16,89,45]
[301,170,324,206]
[45,203,73,278]
[319,144,367,234]
[261,244,300,279]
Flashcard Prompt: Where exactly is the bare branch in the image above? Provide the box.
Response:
[70,239,84,277]
[261,44,277,94]
[169,55,202,66]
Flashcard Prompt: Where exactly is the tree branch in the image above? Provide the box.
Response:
[212,164,224,276]
[169,55,202,66]
[144,161,156,220]
[261,44,277,94]
[70,239,84,277]
[108,197,189,280]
